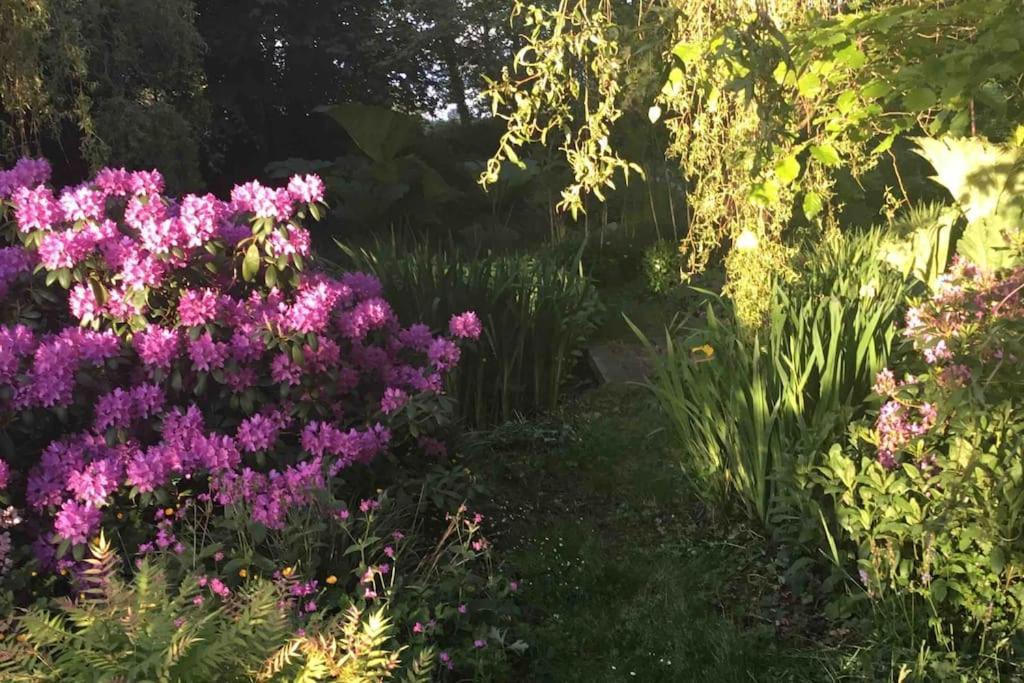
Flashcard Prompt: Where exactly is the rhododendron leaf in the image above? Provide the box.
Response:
[247,521,267,545]
[309,203,322,221]
[56,268,71,289]
[264,264,278,288]
[242,244,260,281]
[90,280,108,305]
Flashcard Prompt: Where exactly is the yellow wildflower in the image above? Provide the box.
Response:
[692,344,715,360]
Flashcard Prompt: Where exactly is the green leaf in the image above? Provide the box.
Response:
[810,143,842,167]
[775,155,801,185]
[802,192,824,219]
[316,103,420,163]
[242,244,260,282]
[871,133,896,155]
[990,547,1006,574]
[672,41,701,64]
[750,179,780,205]
[836,91,858,114]
[835,44,866,69]
[797,72,822,98]
[860,79,892,100]
[903,87,938,112]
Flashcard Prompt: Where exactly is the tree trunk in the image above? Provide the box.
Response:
[442,42,471,124]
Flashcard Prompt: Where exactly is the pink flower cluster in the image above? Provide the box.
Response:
[872,258,1024,468]
[0,158,480,560]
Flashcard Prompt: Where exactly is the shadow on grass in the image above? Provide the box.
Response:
[467,384,837,682]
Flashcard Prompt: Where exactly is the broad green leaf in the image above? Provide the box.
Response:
[835,44,866,69]
[242,244,260,282]
[860,79,892,100]
[797,72,821,98]
[316,103,420,163]
[903,87,937,112]
[810,143,842,167]
[803,192,824,219]
[775,155,801,185]
[672,41,701,64]
[991,547,1006,574]
[836,90,858,114]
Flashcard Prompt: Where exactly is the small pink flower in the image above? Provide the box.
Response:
[449,311,482,340]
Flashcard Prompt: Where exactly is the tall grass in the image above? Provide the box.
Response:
[336,240,603,426]
[634,229,914,526]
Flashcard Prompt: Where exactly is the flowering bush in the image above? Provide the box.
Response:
[817,258,1024,660]
[0,158,481,596]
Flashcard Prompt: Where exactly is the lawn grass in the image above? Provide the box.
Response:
[467,384,847,682]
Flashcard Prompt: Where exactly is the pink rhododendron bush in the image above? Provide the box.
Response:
[0,157,483,590]
[816,257,1024,653]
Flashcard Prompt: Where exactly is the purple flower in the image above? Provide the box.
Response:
[11,185,62,232]
[178,289,220,326]
[380,387,408,414]
[188,333,230,372]
[287,174,325,204]
[449,311,483,340]
[134,327,181,369]
[53,500,101,545]
[428,337,460,371]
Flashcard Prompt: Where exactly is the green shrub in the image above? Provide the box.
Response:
[636,228,913,525]
[336,241,603,426]
[642,240,682,296]
[815,258,1024,671]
